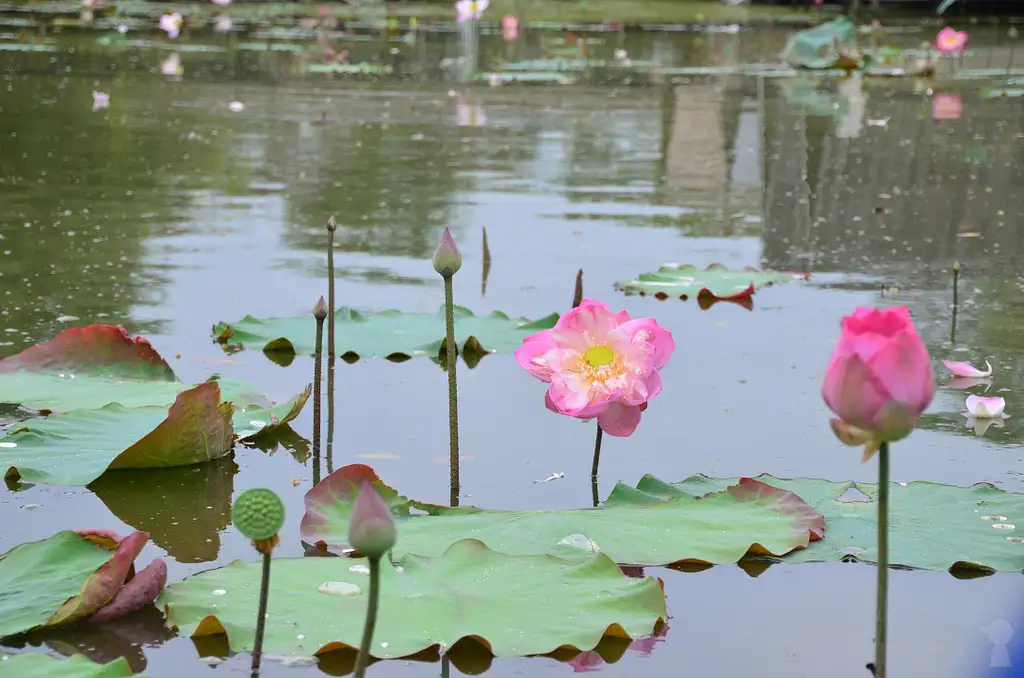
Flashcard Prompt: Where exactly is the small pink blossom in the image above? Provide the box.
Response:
[932,93,963,120]
[502,15,518,41]
[966,395,1006,419]
[211,0,231,6]
[348,481,396,559]
[943,359,991,378]
[214,13,233,33]
[91,91,109,111]
[159,12,183,39]
[160,52,183,77]
[936,27,967,54]
[455,0,488,23]
[822,306,935,460]
[515,299,674,437]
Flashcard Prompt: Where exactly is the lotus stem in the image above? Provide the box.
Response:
[442,656,451,678]
[591,422,603,482]
[951,260,960,344]
[873,441,890,678]
[251,550,272,677]
[353,556,381,678]
[444,274,460,507]
[313,311,325,486]
[326,216,337,359]
[326,357,335,474]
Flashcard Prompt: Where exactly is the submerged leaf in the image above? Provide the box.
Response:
[614,263,808,307]
[160,540,666,659]
[212,306,559,360]
[0,654,136,678]
[1,382,234,486]
[300,465,824,566]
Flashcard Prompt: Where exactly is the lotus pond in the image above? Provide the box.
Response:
[4,15,1024,678]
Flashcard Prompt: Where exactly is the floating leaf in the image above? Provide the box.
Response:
[614,263,808,308]
[668,475,1024,573]
[212,306,559,361]
[300,465,824,566]
[781,16,859,70]
[160,540,666,660]
[0,654,136,678]
[232,384,312,441]
[0,530,162,640]
[1,382,233,486]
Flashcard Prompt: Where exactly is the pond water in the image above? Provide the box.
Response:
[3,19,1024,678]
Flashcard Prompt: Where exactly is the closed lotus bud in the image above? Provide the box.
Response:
[347,482,396,559]
[432,227,462,277]
[314,295,327,320]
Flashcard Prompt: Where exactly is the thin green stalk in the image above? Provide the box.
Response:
[313,315,324,486]
[250,551,272,677]
[874,441,890,678]
[591,422,603,481]
[326,357,335,474]
[353,556,381,678]
[951,260,960,344]
[327,216,337,358]
[444,274,460,507]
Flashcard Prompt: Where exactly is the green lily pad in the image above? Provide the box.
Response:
[213,306,559,361]
[0,654,136,677]
[300,465,825,566]
[1,382,234,486]
[232,384,312,440]
[0,531,151,640]
[666,474,1024,573]
[614,263,809,307]
[160,540,666,660]
[781,16,858,70]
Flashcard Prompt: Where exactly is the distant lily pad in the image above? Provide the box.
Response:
[160,540,666,660]
[0,654,136,678]
[213,306,559,361]
[300,465,824,566]
[614,263,808,308]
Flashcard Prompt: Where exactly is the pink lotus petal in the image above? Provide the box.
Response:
[966,395,1006,419]
[943,360,992,378]
[88,559,168,623]
[597,401,644,437]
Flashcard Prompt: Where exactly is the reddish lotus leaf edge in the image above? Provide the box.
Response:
[300,464,407,554]
[44,530,166,629]
[0,324,177,381]
[727,477,826,550]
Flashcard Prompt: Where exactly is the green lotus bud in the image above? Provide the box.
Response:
[327,215,337,232]
[432,227,462,277]
[348,481,396,559]
[314,295,327,320]
[233,488,285,541]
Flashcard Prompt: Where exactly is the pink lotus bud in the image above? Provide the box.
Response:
[432,227,462,277]
[314,295,327,320]
[347,482,396,559]
[822,306,935,446]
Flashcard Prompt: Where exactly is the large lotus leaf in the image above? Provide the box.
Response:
[160,540,666,659]
[780,16,858,70]
[665,474,1024,573]
[0,654,136,678]
[232,384,311,441]
[0,531,154,639]
[1,382,234,486]
[0,325,176,381]
[212,305,559,360]
[300,465,825,566]
[614,263,808,308]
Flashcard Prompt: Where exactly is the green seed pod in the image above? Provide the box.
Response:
[233,488,285,541]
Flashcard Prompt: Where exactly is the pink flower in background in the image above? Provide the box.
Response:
[943,359,991,378]
[966,395,1006,419]
[502,15,518,41]
[455,0,488,23]
[211,0,230,6]
[515,299,674,437]
[160,52,183,77]
[91,90,109,111]
[936,26,967,54]
[932,93,963,120]
[159,12,183,39]
[822,306,935,461]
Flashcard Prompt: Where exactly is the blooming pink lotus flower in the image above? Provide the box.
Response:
[943,359,992,378]
[822,306,935,461]
[936,27,967,54]
[159,12,183,39]
[932,93,963,121]
[515,299,674,437]
[966,395,1006,419]
[455,0,488,23]
[91,91,109,111]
